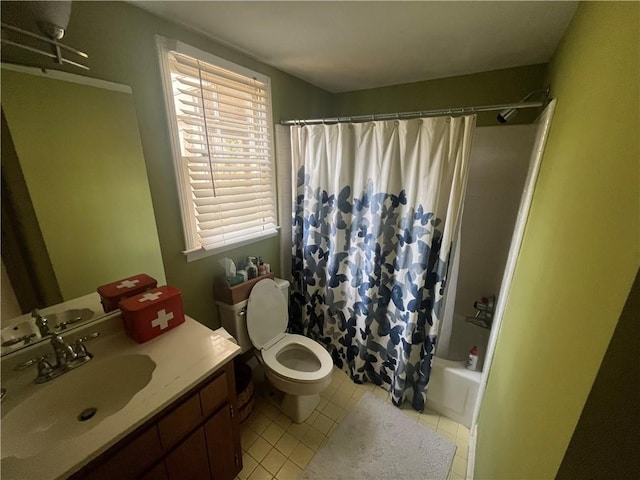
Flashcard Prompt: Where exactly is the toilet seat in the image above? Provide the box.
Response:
[247,279,333,384]
[261,334,333,383]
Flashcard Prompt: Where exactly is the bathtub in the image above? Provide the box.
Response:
[426,357,482,428]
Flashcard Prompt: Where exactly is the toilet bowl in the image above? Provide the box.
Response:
[247,279,333,423]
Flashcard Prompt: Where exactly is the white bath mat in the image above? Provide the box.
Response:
[300,392,456,480]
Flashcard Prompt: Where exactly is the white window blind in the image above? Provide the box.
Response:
[157,38,277,258]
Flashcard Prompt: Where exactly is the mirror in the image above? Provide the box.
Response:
[1,64,166,356]
[0,293,116,356]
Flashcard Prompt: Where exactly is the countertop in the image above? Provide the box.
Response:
[0,314,241,479]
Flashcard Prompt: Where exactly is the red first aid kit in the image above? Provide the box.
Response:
[119,286,185,343]
[97,274,158,313]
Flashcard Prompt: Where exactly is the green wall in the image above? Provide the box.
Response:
[63,2,335,327]
[1,1,334,327]
[1,109,63,310]
[475,3,639,478]
[556,269,639,479]
[334,64,549,126]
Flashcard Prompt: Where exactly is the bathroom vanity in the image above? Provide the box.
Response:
[0,313,242,480]
[71,360,240,480]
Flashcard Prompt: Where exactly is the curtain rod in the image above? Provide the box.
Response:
[280,100,547,126]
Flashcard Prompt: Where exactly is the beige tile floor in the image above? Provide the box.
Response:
[237,367,470,480]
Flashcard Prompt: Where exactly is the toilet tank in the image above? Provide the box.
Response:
[216,277,290,354]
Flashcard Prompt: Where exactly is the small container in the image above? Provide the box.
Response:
[213,272,275,305]
[97,274,157,313]
[236,261,248,282]
[119,285,185,343]
[466,345,479,371]
[258,263,267,276]
[226,274,245,286]
[246,257,257,279]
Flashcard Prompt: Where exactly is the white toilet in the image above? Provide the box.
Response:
[218,278,333,423]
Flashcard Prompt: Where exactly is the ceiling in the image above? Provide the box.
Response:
[130,1,578,93]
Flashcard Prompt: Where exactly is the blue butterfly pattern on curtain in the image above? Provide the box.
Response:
[290,168,447,411]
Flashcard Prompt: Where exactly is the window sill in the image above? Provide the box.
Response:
[183,229,279,263]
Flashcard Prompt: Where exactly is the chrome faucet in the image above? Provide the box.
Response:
[50,334,77,368]
[31,309,51,337]
[14,332,100,383]
[466,295,496,329]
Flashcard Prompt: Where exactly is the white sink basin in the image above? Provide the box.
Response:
[1,353,156,459]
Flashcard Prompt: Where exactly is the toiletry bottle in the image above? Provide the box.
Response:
[466,346,478,371]
[258,256,267,276]
[236,261,248,282]
[246,257,257,279]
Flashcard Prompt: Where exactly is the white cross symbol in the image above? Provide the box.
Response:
[116,279,140,289]
[151,309,174,330]
[138,292,163,302]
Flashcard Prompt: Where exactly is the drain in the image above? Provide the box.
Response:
[78,407,97,422]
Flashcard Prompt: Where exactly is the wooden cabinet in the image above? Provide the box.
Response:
[140,463,169,480]
[165,427,211,480]
[158,393,203,450]
[84,426,163,480]
[200,372,228,417]
[205,405,238,480]
[71,361,242,480]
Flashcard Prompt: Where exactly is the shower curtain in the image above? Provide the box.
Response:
[289,116,475,410]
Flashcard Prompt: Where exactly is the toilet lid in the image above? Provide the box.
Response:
[247,279,288,350]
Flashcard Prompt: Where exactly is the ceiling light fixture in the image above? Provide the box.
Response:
[0,1,89,70]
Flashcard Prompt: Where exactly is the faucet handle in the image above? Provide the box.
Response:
[73,332,100,357]
[77,332,101,343]
[1,333,37,347]
[14,354,53,376]
[15,355,54,383]
[14,354,48,370]
[56,315,84,331]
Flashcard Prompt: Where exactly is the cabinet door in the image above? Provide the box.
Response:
[204,405,240,480]
[165,427,211,480]
[200,372,228,417]
[158,393,203,450]
[141,462,169,480]
[83,426,163,480]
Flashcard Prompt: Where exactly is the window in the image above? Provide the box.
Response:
[157,37,277,260]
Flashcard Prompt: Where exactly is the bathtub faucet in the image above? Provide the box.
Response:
[467,295,495,329]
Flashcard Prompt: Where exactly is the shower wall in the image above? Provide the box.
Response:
[438,124,537,367]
